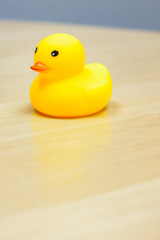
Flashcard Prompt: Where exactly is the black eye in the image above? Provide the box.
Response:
[35,47,38,53]
[51,50,59,57]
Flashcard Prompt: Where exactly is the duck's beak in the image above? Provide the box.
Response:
[30,62,50,72]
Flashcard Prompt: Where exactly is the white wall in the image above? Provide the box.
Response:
[0,0,160,30]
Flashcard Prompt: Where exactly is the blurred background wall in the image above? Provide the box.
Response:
[0,0,160,31]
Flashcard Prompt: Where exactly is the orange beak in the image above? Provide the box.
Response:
[30,62,50,72]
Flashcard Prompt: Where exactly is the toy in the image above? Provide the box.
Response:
[30,33,112,117]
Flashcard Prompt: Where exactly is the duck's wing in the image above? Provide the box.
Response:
[85,63,112,94]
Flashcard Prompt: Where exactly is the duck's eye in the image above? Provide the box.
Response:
[35,47,38,53]
[51,50,59,57]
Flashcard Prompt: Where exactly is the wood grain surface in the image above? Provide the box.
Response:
[0,21,160,240]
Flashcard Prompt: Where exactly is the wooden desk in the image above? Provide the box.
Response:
[0,21,160,240]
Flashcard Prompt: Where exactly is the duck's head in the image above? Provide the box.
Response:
[30,33,85,79]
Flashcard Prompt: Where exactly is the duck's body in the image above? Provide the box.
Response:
[30,33,112,117]
[30,63,112,117]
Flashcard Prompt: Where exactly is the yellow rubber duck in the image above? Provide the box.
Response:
[30,33,112,117]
